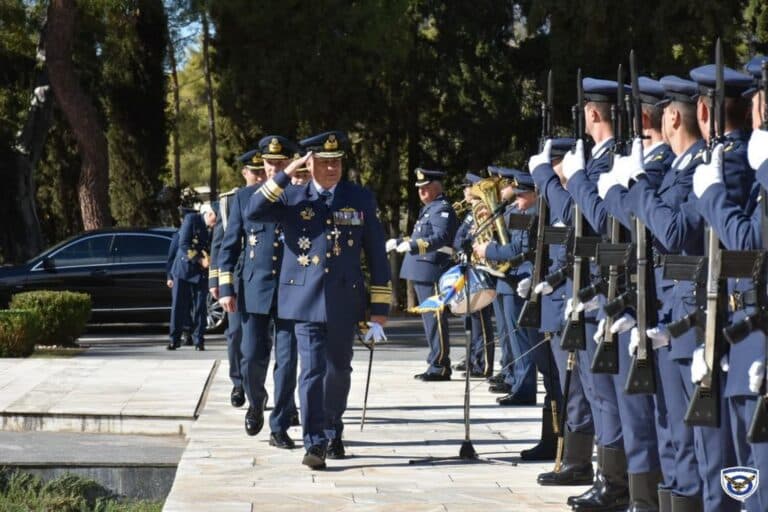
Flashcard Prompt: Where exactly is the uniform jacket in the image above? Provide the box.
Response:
[170,212,210,284]
[399,194,459,283]
[166,231,179,281]
[246,172,391,324]
[208,189,239,290]
[485,203,536,294]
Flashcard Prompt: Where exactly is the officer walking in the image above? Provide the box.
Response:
[387,169,459,381]
[246,130,391,470]
[168,204,216,350]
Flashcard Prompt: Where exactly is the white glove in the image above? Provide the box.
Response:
[720,353,729,373]
[564,298,573,320]
[610,313,636,334]
[646,326,671,349]
[626,138,646,182]
[385,238,398,252]
[748,129,768,171]
[692,143,724,198]
[691,346,708,384]
[611,139,645,188]
[534,281,554,295]
[594,318,607,344]
[597,171,620,199]
[562,139,585,181]
[364,321,387,344]
[396,240,411,253]
[628,327,639,356]
[517,277,532,299]
[528,139,552,175]
[575,296,600,313]
[748,360,766,394]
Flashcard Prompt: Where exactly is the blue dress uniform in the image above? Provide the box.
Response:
[452,173,495,377]
[399,169,459,379]
[166,231,192,340]
[218,137,300,441]
[531,138,597,485]
[169,211,210,349]
[246,131,391,466]
[210,188,244,400]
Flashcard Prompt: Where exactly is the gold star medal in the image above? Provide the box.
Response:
[297,254,310,267]
[298,236,311,250]
[300,207,315,221]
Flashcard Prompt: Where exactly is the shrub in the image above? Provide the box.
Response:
[0,309,40,357]
[9,291,91,347]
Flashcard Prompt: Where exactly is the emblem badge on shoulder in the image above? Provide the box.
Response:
[720,466,759,502]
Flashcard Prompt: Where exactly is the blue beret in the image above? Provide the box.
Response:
[550,137,576,159]
[638,77,666,105]
[689,64,753,98]
[657,75,699,106]
[487,166,535,191]
[259,135,299,160]
[299,130,348,158]
[463,172,482,186]
[237,149,264,168]
[583,78,630,103]
[415,167,446,187]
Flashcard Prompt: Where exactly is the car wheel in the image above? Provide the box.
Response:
[206,293,227,333]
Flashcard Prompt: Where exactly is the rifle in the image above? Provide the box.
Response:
[685,38,727,427]
[519,70,554,329]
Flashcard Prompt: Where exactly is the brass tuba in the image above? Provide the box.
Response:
[469,176,512,278]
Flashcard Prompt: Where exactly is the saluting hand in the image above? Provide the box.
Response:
[284,151,313,177]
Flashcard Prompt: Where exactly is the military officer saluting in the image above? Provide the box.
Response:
[246,130,391,470]
[168,204,216,350]
[387,168,459,380]
[218,136,301,448]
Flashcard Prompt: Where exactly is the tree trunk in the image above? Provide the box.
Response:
[46,0,110,229]
[201,11,217,200]
[168,38,182,190]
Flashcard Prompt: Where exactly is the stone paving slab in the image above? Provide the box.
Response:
[165,360,582,511]
[0,358,215,434]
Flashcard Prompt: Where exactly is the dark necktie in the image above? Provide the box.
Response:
[320,190,332,207]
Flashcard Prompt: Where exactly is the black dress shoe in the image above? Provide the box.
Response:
[230,386,245,408]
[420,373,451,382]
[327,438,346,459]
[487,373,505,384]
[452,360,467,371]
[496,393,536,406]
[195,343,205,351]
[537,462,595,486]
[568,472,604,506]
[166,342,179,351]
[414,372,427,380]
[269,431,296,449]
[290,411,301,427]
[183,334,193,346]
[302,445,327,470]
[488,382,511,394]
[244,405,264,436]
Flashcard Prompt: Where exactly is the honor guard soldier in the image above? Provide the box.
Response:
[209,150,266,408]
[218,136,301,448]
[452,172,495,378]
[166,230,193,345]
[387,168,459,380]
[246,130,391,470]
[168,204,216,350]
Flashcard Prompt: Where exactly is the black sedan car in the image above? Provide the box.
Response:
[0,228,225,333]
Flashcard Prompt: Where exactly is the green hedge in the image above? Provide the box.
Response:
[0,310,40,357]
[9,291,91,347]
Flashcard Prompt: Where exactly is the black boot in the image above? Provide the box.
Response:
[520,407,557,461]
[568,445,605,507]
[627,470,662,511]
[669,494,703,512]
[537,430,594,486]
[571,446,629,511]
[657,489,671,512]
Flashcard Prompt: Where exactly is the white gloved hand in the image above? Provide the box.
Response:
[562,139,585,181]
[748,360,766,394]
[528,139,553,175]
[517,277,532,299]
[720,353,730,373]
[385,238,398,252]
[534,281,554,296]
[628,327,639,356]
[575,296,600,313]
[564,298,573,320]
[692,143,725,198]
[396,240,411,253]
[364,321,387,344]
[646,325,671,349]
[691,346,708,384]
[626,137,646,182]
[610,313,636,334]
[748,129,768,171]
[597,171,620,199]
[594,318,607,344]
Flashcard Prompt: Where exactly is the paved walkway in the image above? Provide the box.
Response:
[164,359,582,511]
